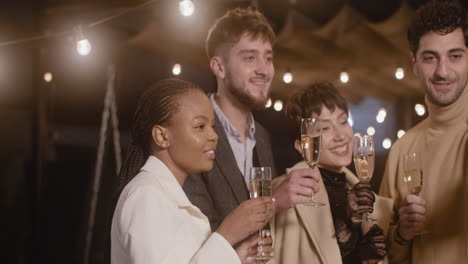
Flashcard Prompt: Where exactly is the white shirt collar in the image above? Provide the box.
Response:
[210,94,256,141]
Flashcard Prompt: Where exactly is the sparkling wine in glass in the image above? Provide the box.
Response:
[403,152,429,235]
[300,118,326,206]
[403,152,423,194]
[248,167,273,261]
[353,134,376,222]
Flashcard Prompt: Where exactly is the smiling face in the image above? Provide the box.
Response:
[296,105,353,172]
[163,89,218,175]
[220,33,274,110]
[412,28,468,106]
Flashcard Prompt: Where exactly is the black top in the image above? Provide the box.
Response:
[320,167,361,264]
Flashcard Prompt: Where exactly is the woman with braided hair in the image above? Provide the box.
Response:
[269,82,394,264]
[111,78,273,264]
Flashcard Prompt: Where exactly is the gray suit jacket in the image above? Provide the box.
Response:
[183,114,277,231]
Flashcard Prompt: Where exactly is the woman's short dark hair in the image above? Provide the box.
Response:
[408,0,468,54]
[285,82,349,140]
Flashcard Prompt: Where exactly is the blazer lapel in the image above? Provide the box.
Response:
[293,162,343,264]
[213,115,249,203]
[254,126,267,166]
[253,122,277,178]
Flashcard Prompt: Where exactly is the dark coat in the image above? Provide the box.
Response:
[183,114,277,231]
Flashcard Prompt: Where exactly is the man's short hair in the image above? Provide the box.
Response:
[408,0,468,54]
[285,82,349,140]
[205,7,275,59]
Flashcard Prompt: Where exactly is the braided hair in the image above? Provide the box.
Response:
[118,78,203,190]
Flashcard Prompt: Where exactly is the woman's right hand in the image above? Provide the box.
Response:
[216,197,274,245]
[236,235,273,264]
[348,182,375,220]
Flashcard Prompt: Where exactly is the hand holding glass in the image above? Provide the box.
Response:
[403,152,423,194]
[353,134,376,222]
[248,167,273,261]
[402,152,429,235]
[300,118,325,206]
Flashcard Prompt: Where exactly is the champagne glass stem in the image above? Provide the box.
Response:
[257,228,265,256]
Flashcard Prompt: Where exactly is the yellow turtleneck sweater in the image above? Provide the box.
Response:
[380,85,468,264]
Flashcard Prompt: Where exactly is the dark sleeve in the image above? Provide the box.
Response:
[183,172,222,231]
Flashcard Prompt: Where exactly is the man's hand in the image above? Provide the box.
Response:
[465,117,467,134]
[272,167,320,212]
[398,194,427,241]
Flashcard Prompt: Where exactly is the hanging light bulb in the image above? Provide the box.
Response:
[367,126,376,136]
[283,70,293,83]
[376,107,387,123]
[172,63,181,75]
[265,98,272,108]
[43,72,53,83]
[397,129,406,138]
[395,67,405,80]
[414,103,426,116]
[340,71,349,83]
[179,0,195,16]
[348,111,354,127]
[382,138,392,149]
[74,26,91,56]
[273,100,283,111]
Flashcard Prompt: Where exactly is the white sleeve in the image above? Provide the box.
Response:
[189,232,240,264]
[116,186,240,264]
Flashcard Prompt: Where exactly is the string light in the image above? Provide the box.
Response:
[283,70,293,84]
[43,72,53,82]
[397,129,406,138]
[74,26,91,56]
[265,98,272,108]
[348,111,354,127]
[0,0,157,48]
[273,100,283,111]
[367,126,376,136]
[340,71,349,83]
[382,138,392,149]
[172,63,181,75]
[415,103,426,116]
[179,0,195,16]
[376,107,387,123]
[395,67,405,80]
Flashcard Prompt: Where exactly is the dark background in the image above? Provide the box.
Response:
[1,0,450,263]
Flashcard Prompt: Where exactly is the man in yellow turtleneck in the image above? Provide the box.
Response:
[380,1,468,264]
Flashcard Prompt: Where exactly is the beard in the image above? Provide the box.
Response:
[226,75,269,111]
[427,78,466,106]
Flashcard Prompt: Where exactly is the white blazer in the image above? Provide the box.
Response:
[111,155,240,264]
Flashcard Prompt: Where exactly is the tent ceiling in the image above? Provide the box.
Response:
[38,0,437,103]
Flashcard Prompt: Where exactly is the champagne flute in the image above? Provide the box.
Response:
[403,152,429,234]
[353,134,376,222]
[300,118,326,206]
[248,167,273,261]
